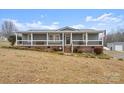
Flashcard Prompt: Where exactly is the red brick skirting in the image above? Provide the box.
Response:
[19,46,103,53]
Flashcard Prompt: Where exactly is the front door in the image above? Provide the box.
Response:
[65,34,71,45]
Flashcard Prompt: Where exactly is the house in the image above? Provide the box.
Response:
[15,26,105,53]
[107,42,124,51]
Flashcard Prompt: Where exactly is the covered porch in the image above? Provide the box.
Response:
[16,31,104,47]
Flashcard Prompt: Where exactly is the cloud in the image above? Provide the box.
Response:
[71,24,85,29]
[26,21,59,30]
[41,14,46,18]
[26,21,42,29]
[1,19,59,30]
[52,22,59,25]
[97,23,106,26]
[86,13,122,22]
[85,13,124,33]
[86,16,93,22]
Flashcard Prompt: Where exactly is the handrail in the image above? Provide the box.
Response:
[17,40,63,41]
[17,40,102,41]
[88,40,102,41]
[72,40,86,41]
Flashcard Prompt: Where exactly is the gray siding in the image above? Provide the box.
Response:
[33,34,46,40]
[48,33,62,40]
[72,33,83,40]
[88,33,98,40]
[22,34,31,40]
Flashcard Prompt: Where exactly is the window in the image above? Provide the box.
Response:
[55,34,60,40]
[49,35,54,40]
[83,34,86,40]
[49,34,60,40]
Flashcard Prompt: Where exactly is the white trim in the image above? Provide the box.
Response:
[47,32,48,46]
[86,32,88,46]
[62,33,64,52]
[65,34,71,45]
[71,33,73,53]
[15,33,17,46]
[72,43,103,46]
[87,40,102,41]
[31,33,33,46]
[72,40,86,41]
[17,40,63,42]
[17,40,63,46]
[71,33,72,44]
[102,32,104,46]
[17,40,46,41]
[17,39,103,46]
[17,45,63,47]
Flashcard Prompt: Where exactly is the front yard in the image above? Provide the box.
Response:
[0,41,124,83]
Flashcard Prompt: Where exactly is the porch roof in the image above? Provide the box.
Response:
[16,26,105,34]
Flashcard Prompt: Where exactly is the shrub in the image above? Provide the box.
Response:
[94,47,103,55]
[118,58,124,61]
[8,35,22,46]
[58,52,64,55]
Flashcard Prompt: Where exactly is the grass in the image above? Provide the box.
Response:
[0,41,124,83]
[97,54,112,59]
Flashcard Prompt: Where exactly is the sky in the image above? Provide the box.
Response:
[0,9,124,33]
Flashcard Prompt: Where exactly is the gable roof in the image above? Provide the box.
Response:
[57,26,78,31]
[28,26,78,31]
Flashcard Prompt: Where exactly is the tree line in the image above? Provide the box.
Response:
[106,29,124,43]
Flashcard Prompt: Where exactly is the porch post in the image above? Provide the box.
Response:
[71,32,73,53]
[31,33,33,46]
[86,32,88,46]
[47,32,48,46]
[102,32,104,46]
[62,32,64,52]
[15,33,17,46]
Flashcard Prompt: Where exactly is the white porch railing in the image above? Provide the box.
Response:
[17,39,103,46]
[17,40,31,46]
[87,40,103,46]
[17,40,63,46]
[72,40,102,46]
[72,40,86,46]
[48,40,63,46]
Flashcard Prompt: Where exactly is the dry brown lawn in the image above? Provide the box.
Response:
[0,41,124,84]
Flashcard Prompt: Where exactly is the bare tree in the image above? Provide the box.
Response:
[106,29,124,43]
[1,20,18,38]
